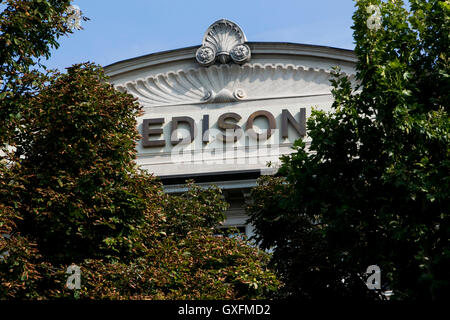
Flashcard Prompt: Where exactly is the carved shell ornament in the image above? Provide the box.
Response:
[116,63,355,107]
[113,18,357,107]
[196,19,251,66]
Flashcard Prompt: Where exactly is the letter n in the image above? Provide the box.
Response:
[281,108,306,139]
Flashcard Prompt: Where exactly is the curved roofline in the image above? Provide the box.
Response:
[104,42,356,78]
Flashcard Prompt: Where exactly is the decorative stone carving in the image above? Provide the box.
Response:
[115,63,355,107]
[230,44,251,63]
[195,47,215,66]
[206,88,247,104]
[196,19,251,66]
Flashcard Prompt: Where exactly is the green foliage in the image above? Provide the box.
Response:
[0,64,281,299]
[7,63,155,264]
[0,0,72,70]
[0,0,281,300]
[162,181,228,237]
[248,0,449,300]
[0,0,76,143]
[70,233,279,300]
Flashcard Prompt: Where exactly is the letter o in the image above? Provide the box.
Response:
[246,110,276,141]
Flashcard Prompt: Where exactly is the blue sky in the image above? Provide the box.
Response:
[46,0,357,71]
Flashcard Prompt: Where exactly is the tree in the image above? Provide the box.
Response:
[0,63,281,299]
[248,0,449,300]
[0,0,75,144]
[0,1,280,300]
[76,183,280,300]
[0,0,75,299]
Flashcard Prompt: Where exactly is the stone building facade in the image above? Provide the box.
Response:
[104,19,356,238]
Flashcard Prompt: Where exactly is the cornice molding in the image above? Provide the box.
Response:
[104,42,356,78]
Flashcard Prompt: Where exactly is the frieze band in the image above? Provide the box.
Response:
[141,108,306,147]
